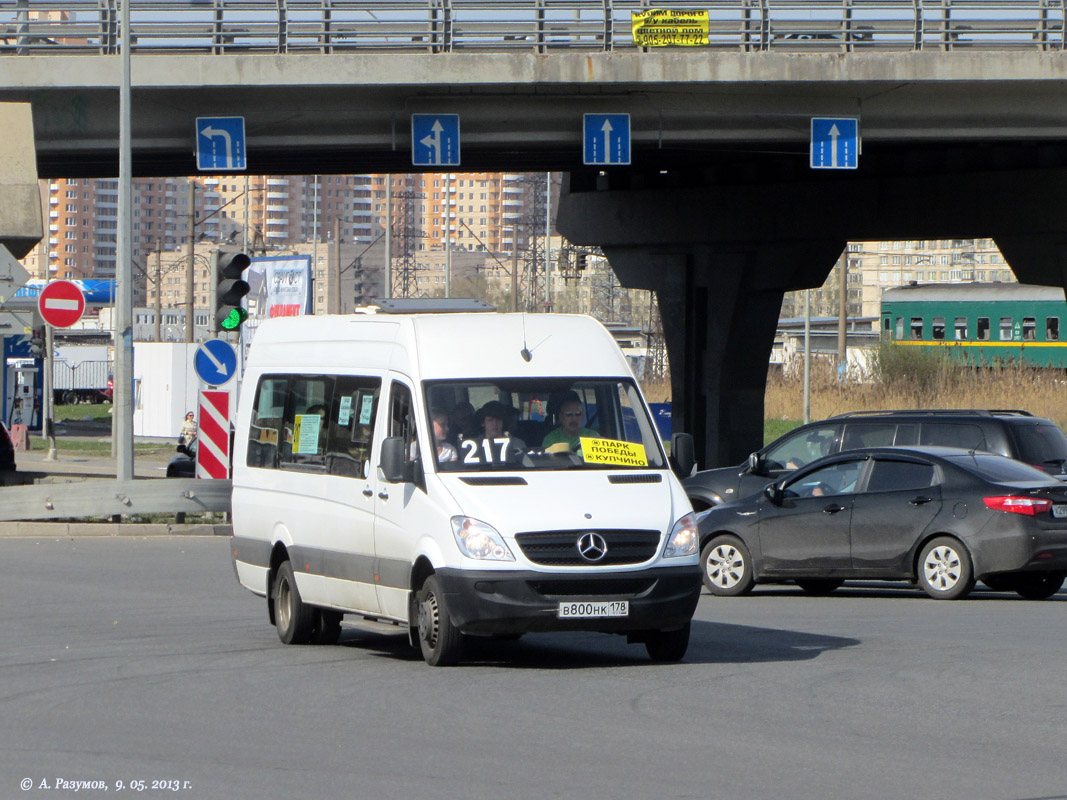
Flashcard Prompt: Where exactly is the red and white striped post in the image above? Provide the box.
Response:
[196,389,231,479]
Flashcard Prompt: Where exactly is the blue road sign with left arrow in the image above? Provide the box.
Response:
[194,339,238,386]
[583,114,631,166]
[811,117,859,170]
[196,116,247,171]
[412,114,461,167]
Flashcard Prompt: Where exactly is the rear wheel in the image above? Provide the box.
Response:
[701,535,754,596]
[917,537,974,600]
[416,574,464,666]
[644,623,690,662]
[795,578,844,596]
[273,560,316,644]
[1013,572,1065,600]
[314,610,343,644]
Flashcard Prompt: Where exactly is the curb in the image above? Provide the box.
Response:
[0,522,232,538]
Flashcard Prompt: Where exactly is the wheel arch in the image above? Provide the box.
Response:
[700,528,762,574]
[911,531,972,581]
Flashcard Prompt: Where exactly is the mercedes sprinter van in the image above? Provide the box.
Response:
[230,311,701,665]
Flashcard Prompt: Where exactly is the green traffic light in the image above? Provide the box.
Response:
[220,307,248,330]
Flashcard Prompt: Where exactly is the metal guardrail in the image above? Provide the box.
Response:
[0,0,1063,55]
[0,476,232,521]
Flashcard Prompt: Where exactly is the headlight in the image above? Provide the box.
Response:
[451,517,515,562]
[663,512,698,558]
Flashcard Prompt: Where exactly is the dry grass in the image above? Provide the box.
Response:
[765,356,1067,429]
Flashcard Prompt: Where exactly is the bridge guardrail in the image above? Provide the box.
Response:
[0,0,1063,55]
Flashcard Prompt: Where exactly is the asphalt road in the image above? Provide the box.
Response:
[1,537,1064,800]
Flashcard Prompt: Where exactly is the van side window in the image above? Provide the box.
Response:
[247,376,288,469]
[389,382,419,462]
[326,376,380,479]
[840,422,896,449]
[282,376,333,471]
[921,423,987,451]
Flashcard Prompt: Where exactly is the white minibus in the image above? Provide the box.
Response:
[230,310,701,665]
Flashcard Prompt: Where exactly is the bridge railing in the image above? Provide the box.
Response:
[1,0,1063,55]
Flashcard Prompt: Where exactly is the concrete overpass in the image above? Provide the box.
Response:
[4,0,1067,467]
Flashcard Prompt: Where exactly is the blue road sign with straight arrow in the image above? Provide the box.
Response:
[194,338,238,386]
[196,116,247,171]
[412,114,461,167]
[583,113,631,166]
[810,117,859,170]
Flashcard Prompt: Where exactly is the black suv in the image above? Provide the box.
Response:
[683,409,1067,510]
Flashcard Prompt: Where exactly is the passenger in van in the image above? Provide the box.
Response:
[542,393,597,453]
[461,401,526,464]
[448,401,478,443]
[430,408,458,462]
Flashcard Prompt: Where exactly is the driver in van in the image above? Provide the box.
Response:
[542,392,597,453]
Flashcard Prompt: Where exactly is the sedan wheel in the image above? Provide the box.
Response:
[917,537,974,600]
[701,535,755,597]
[1013,572,1065,600]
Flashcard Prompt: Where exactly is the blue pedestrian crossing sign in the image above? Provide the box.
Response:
[412,114,461,167]
[194,339,238,386]
[811,117,859,170]
[196,116,247,171]
[583,113,631,166]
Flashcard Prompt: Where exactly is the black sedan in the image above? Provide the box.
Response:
[166,437,196,478]
[697,446,1067,600]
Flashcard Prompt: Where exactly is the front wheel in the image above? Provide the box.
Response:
[701,535,755,596]
[644,623,690,662]
[917,537,974,600]
[273,560,316,643]
[415,575,464,666]
[1013,572,1065,600]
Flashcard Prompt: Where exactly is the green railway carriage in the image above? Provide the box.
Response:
[880,282,1067,368]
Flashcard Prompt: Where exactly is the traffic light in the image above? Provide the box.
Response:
[28,329,45,358]
[216,253,251,331]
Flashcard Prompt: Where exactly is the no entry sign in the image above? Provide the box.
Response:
[196,389,232,480]
[38,280,86,328]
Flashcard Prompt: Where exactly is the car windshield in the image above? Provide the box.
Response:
[423,378,666,472]
[948,453,1054,484]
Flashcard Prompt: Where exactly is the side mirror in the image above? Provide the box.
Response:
[747,451,767,476]
[176,444,189,457]
[763,482,783,505]
[379,436,410,483]
[670,433,696,477]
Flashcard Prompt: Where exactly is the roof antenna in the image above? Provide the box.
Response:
[520,313,532,362]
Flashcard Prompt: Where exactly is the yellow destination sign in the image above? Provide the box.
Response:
[631,9,709,47]
[581,437,649,467]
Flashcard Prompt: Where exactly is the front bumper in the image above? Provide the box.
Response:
[433,564,702,636]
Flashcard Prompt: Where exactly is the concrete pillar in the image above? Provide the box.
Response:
[604,242,841,469]
[0,102,43,259]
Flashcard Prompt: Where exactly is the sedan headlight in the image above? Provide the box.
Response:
[663,512,698,558]
[451,516,515,562]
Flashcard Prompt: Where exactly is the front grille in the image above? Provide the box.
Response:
[515,529,661,566]
[527,578,657,598]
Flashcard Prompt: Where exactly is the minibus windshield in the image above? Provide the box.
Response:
[423,379,667,472]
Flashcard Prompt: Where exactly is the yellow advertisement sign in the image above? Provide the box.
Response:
[631,9,710,47]
[581,437,649,467]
